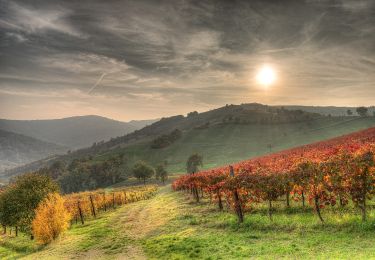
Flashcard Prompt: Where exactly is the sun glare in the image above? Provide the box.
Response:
[256,65,276,87]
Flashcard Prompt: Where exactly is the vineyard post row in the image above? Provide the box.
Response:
[64,185,158,226]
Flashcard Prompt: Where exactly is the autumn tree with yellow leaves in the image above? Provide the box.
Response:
[32,193,71,245]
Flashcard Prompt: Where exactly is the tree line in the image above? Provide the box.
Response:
[28,154,169,193]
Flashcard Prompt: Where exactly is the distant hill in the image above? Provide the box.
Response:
[0,115,157,149]
[281,105,375,117]
[0,129,66,173]
[3,103,375,180]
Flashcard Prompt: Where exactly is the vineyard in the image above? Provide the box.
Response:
[173,127,375,223]
[0,184,157,241]
[64,185,158,225]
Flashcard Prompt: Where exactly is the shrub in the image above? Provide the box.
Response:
[32,193,71,245]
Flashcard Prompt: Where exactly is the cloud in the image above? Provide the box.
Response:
[0,1,84,38]
[5,32,27,42]
[0,0,374,120]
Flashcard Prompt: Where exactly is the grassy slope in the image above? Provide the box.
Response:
[97,117,375,172]
[2,186,375,259]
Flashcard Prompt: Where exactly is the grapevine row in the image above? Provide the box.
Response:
[173,127,375,222]
[64,185,158,225]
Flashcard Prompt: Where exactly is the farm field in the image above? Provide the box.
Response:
[1,186,375,259]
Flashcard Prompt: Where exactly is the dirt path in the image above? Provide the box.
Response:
[21,186,179,260]
[111,186,180,259]
[116,186,179,239]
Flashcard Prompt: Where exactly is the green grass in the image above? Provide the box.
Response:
[96,117,375,173]
[140,188,375,259]
[1,186,375,259]
[0,233,40,259]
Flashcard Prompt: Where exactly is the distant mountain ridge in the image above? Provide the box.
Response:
[0,115,157,149]
[0,129,66,174]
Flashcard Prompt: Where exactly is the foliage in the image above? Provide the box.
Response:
[150,129,182,149]
[0,184,157,249]
[133,161,155,184]
[32,193,71,245]
[186,153,203,174]
[187,111,199,117]
[47,153,129,193]
[356,107,368,117]
[173,127,375,223]
[0,173,59,233]
[155,164,168,184]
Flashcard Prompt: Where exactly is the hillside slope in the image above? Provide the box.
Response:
[0,129,66,173]
[3,104,375,179]
[98,115,375,172]
[0,116,157,149]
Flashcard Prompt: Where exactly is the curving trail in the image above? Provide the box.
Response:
[21,186,180,260]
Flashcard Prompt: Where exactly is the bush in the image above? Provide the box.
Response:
[32,193,71,245]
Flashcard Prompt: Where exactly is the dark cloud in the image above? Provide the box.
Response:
[0,0,374,120]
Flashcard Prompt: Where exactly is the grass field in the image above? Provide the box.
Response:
[96,117,375,173]
[2,185,375,259]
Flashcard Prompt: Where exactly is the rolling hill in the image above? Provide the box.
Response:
[0,116,157,149]
[0,129,66,174]
[3,103,375,180]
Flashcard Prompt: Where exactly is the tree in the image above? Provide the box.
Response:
[133,161,155,184]
[32,193,71,245]
[187,111,199,117]
[346,109,353,116]
[48,161,66,179]
[356,107,368,117]
[186,153,203,174]
[0,173,59,236]
[155,164,168,184]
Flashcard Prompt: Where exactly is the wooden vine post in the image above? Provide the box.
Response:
[89,195,96,218]
[217,191,223,211]
[103,193,107,212]
[230,165,244,223]
[77,200,85,225]
[192,170,200,203]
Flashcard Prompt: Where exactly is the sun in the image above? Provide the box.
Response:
[256,65,276,87]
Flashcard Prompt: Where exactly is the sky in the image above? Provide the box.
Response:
[0,0,374,121]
